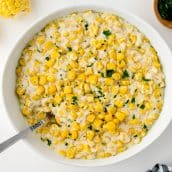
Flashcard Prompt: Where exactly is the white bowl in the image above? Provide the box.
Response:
[2,4,172,167]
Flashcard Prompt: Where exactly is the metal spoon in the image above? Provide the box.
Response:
[0,120,45,153]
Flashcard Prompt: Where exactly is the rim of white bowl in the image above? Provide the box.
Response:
[1,4,172,167]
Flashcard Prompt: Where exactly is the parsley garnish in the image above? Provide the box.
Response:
[114,95,117,98]
[101,72,105,77]
[140,104,145,109]
[143,124,148,130]
[125,99,129,104]
[88,125,93,130]
[87,63,94,67]
[84,22,89,30]
[45,56,50,61]
[72,96,78,105]
[47,139,51,146]
[106,69,115,77]
[104,107,108,112]
[65,142,68,146]
[131,97,135,103]
[67,47,72,51]
[122,70,129,79]
[103,30,112,37]
[142,77,151,81]
[132,114,136,119]
[134,134,138,138]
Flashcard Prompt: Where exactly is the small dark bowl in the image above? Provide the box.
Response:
[154,0,172,29]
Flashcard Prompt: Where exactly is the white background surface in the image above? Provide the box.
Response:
[0,0,172,171]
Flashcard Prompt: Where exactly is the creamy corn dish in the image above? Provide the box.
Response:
[16,11,165,159]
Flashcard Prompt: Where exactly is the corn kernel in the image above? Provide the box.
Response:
[87,130,95,140]
[129,119,141,125]
[108,106,117,114]
[119,86,128,94]
[21,106,32,116]
[114,99,124,108]
[30,76,38,85]
[61,130,69,139]
[43,41,54,51]
[48,85,57,95]
[71,130,78,140]
[117,60,126,68]
[94,102,103,112]
[87,75,98,85]
[86,114,95,123]
[51,49,60,59]
[78,73,86,81]
[115,111,126,121]
[117,52,125,61]
[111,85,119,94]
[47,75,56,82]
[67,71,76,81]
[64,86,72,94]
[39,75,47,85]
[107,62,116,70]
[93,119,103,129]
[105,78,114,85]
[32,94,41,100]
[16,86,25,96]
[105,114,113,122]
[66,147,75,159]
[108,49,116,59]
[112,73,121,81]
[54,94,62,104]
[96,61,104,70]
[36,86,45,95]
[84,83,90,93]
[104,121,116,132]
[72,122,80,130]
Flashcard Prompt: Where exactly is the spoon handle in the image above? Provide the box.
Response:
[0,120,44,153]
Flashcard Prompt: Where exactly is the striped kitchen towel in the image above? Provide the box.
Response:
[147,164,172,172]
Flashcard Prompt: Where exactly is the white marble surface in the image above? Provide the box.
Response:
[0,0,171,171]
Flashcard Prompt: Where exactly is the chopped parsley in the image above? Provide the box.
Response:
[40,137,45,141]
[114,95,117,98]
[84,22,89,30]
[106,69,115,77]
[125,99,129,104]
[142,77,151,81]
[122,70,129,79]
[143,124,148,130]
[65,142,68,146]
[87,63,94,67]
[72,96,78,105]
[134,134,138,138]
[140,104,145,109]
[45,56,50,61]
[132,114,136,119]
[131,97,135,103]
[88,125,93,130]
[104,107,108,112]
[101,72,105,77]
[103,30,112,37]
[132,73,135,79]
[67,47,72,51]
[47,139,52,146]
[95,90,105,98]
